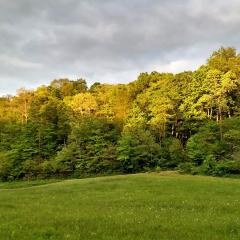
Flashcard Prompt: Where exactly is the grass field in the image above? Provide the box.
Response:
[0,173,240,240]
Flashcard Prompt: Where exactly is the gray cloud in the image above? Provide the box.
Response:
[0,0,240,95]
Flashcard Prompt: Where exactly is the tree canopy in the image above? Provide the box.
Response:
[1,47,240,180]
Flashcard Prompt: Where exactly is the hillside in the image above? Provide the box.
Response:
[0,173,240,240]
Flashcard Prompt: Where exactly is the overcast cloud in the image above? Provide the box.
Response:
[0,0,240,95]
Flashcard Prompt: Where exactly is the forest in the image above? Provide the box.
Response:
[1,47,240,180]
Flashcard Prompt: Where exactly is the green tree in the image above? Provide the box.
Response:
[117,128,160,172]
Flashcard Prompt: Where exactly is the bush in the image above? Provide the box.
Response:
[186,123,229,165]
[54,143,80,175]
[155,166,162,173]
[213,161,240,176]
[117,129,161,173]
[39,161,55,178]
[200,155,217,175]
[22,160,40,179]
[158,138,185,169]
[0,152,15,181]
[178,162,199,175]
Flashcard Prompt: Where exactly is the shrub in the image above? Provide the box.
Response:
[155,166,162,173]
[186,123,229,165]
[39,161,55,177]
[117,129,161,173]
[213,161,240,176]
[200,155,217,175]
[0,152,15,181]
[178,162,199,175]
[54,143,80,175]
[22,160,40,179]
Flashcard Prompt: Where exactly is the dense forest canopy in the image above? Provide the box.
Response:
[1,47,240,180]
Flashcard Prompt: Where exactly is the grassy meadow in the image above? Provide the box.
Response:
[0,173,240,240]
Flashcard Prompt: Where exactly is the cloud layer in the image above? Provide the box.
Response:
[1,0,240,95]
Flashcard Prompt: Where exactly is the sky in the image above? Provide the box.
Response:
[1,0,240,96]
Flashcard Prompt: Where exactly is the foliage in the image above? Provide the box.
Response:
[117,128,160,172]
[1,47,240,179]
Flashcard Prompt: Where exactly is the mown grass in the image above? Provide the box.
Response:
[0,173,240,240]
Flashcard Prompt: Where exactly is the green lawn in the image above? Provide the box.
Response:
[0,173,240,240]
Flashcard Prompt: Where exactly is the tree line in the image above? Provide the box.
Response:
[1,47,240,180]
